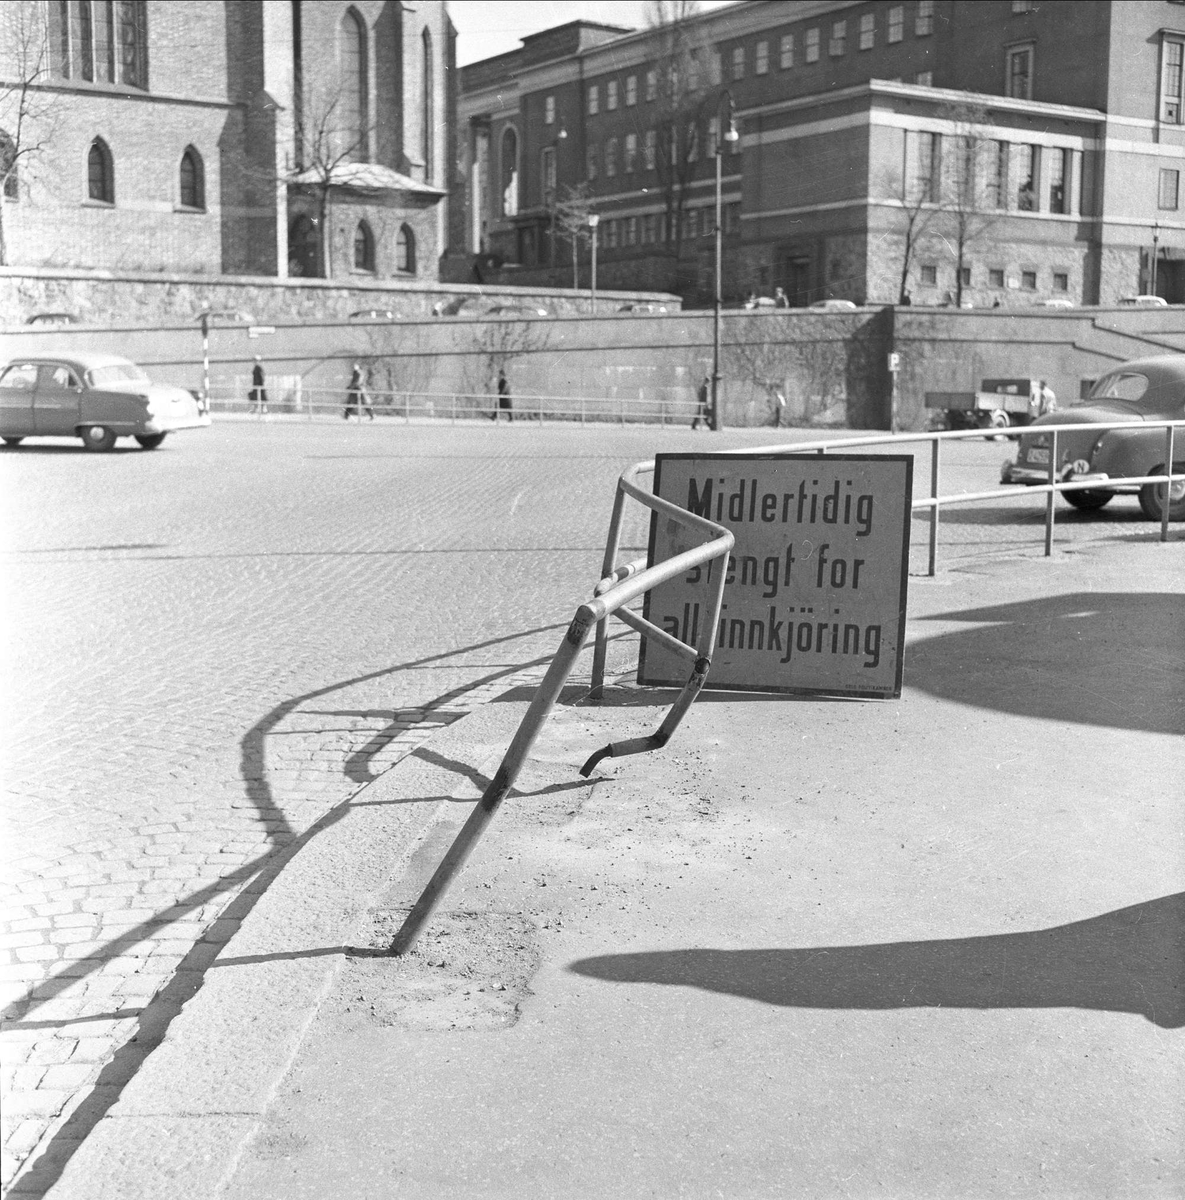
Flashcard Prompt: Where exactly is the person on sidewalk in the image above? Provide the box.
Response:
[249,356,268,414]
[773,390,787,428]
[494,369,513,421]
[345,363,374,421]
[774,287,789,308]
[692,374,712,430]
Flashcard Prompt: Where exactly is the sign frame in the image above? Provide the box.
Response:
[639,452,913,699]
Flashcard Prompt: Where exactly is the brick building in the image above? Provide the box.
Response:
[451,0,1185,306]
[0,0,454,283]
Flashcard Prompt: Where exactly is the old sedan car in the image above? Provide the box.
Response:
[0,352,210,451]
[1000,353,1185,520]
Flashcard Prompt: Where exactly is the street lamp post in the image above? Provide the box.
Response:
[711,90,739,433]
[1151,220,1161,298]
[588,212,600,312]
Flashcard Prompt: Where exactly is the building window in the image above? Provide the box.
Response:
[338,9,368,161]
[87,137,113,203]
[646,70,657,101]
[780,34,794,68]
[756,40,769,74]
[915,71,933,86]
[688,52,700,91]
[1048,147,1067,213]
[500,126,518,217]
[605,137,618,177]
[606,219,618,249]
[644,129,656,169]
[959,266,971,286]
[711,51,722,85]
[586,143,598,180]
[626,74,637,105]
[53,1,149,87]
[541,145,556,201]
[859,13,875,50]
[1007,44,1033,100]
[420,26,433,179]
[607,80,618,110]
[544,95,555,124]
[353,221,375,271]
[1021,268,1037,289]
[805,28,820,63]
[0,131,16,199]
[1017,144,1037,210]
[920,264,937,285]
[830,21,846,56]
[179,146,204,209]
[988,140,1008,209]
[1160,167,1181,209]
[888,5,904,43]
[396,224,415,273]
[625,216,637,246]
[916,0,934,36]
[1162,38,1184,123]
[588,84,599,115]
[116,1,148,88]
[917,131,940,202]
[642,213,656,244]
[989,267,1005,287]
[1052,271,1069,291]
[624,133,637,172]
[732,46,745,80]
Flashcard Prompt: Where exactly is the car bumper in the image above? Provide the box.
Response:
[143,414,212,434]
[1000,461,1135,492]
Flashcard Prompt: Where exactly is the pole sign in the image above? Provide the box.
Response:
[640,453,912,698]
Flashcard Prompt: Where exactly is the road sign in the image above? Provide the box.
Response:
[640,453,912,698]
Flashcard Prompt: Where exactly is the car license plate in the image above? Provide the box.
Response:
[1026,448,1050,464]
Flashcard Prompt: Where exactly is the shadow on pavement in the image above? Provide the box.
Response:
[910,592,1184,735]
[569,892,1185,1028]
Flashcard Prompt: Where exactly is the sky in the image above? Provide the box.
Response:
[449,1,740,67]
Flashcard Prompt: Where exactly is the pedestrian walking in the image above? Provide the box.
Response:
[692,374,711,430]
[249,356,268,414]
[494,369,513,421]
[345,363,374,421]
[774,287,789,308]
[773,390,787,427]
[1032,379,1057,419]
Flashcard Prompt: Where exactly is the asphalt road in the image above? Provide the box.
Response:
[0,417,1170,1195]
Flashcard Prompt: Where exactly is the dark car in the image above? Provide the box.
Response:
[618,302,669,314]
[483,304,551,318]
[0,352,210,451]
[1000,353,1185,520]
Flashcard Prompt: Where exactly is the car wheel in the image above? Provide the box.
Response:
[984,410,1010,442]
[2,436,24,446]
[1138,462,1185,522]
[1063,488,1114,510]
[80,425,117,452]
[135,433,167,450]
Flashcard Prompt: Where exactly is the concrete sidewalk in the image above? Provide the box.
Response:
[46,538,1184,1199]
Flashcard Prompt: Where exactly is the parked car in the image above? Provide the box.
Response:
[809,298,859,312]
[1033,297,1077,308]
[0,352,210,451]
[1000,353,1185,520]
[1118,294,1169,307]
[26,312,81,327]
[618,302,669,314]
[483,304,551,318]
[348,309,399,321]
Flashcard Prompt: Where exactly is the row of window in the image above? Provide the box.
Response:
[351,221,416,274]
[592,204,741,251]
[917,263,1071,291]
[75,137,204,209]
[583,121,740,182]
[914,135,1076,215]
[578,1,935,116]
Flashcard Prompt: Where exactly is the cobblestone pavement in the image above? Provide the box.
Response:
[0,419,1165,1196]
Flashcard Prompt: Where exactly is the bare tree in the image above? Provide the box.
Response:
[646,1,709,271]
[0,4,61,265]
[469,317,553,405]
[934,101,1003,307]
[554,183,594,288]
[876,157,941,305]
[725,313,797,422]
[282,83,376,276]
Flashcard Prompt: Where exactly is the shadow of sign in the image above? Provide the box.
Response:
[908,591,1184,736]
[569,892,1184,1028]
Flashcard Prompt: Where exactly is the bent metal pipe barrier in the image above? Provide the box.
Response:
[384,494,733,956]
[384,414,1177,953]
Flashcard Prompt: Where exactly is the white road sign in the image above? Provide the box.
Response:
[640,453,912,698]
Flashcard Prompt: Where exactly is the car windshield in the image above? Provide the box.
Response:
[1092,373,1149,401]
[86,363,150,387]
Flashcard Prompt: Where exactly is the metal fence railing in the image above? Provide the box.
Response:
[210,384,702,427]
